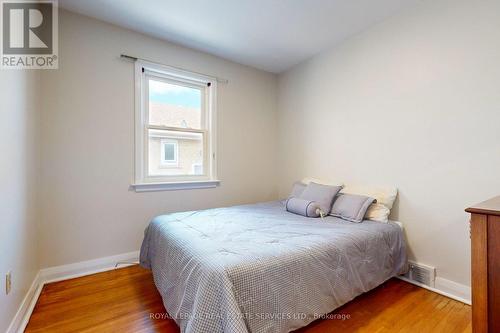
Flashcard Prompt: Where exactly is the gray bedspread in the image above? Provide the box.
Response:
[140,201,407,333]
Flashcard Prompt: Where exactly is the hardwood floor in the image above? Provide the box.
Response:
[25,265,471,333]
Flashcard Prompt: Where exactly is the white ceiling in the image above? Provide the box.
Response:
[59,0,419,73]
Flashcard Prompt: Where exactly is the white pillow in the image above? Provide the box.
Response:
[365,203,391,223]
[301,177,343,187]
[341,184,398,223]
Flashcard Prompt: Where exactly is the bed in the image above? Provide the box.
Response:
[140,200,407,333]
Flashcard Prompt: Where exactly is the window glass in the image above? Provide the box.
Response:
[164,143,175,161]
[148,129,204,177]
[148,79,202,129]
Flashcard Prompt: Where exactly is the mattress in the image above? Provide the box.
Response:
[140,201,407,333]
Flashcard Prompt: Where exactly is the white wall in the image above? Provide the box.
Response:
[0,71,40,331]
[277,0,500,287]
[38,10,278,268]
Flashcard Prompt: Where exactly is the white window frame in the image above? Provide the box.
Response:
[132,60,219,192]
[160,139,178,166]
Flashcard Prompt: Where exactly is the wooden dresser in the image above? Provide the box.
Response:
[466,196,500,333]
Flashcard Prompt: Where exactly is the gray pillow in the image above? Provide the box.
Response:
[289,181,306,198]
[300,182,342,215]
[286,197,321,218]
[330,193,376,223]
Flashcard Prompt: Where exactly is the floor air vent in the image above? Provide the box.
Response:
[404,261,436,287]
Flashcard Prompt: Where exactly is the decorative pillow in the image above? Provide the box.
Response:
[285,197,321,218]
[330,193,376,223]
[300,182,343,215]
[289,181,306,198]
[341,185,398,223]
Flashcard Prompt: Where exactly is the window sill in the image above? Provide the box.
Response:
[131,180,220,192]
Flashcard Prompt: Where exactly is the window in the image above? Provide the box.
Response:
[133,60,218,191]
[160,139,178,166]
